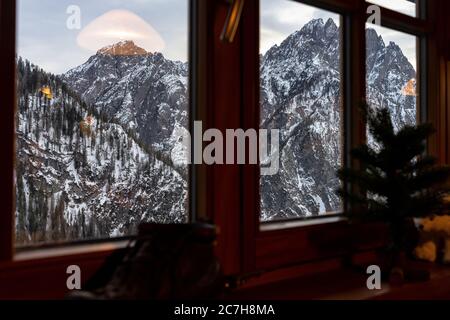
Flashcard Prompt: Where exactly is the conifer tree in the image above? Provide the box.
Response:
[337,104,450,252]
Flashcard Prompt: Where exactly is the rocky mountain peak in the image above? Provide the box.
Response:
[366,28,386,53]
[386,41,402,53]
[97,40,149,56]
[300,18,338,38]
[303,18,325,30]
[324,17,338,34]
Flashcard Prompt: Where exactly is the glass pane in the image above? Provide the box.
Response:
[367,0,418,18]
[16,1,189,246]
[260,0,343,221]
[366,24,417,146]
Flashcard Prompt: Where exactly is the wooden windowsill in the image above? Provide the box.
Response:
[0,240,129,299]
[226,263,450,300]
[14,240,130,262]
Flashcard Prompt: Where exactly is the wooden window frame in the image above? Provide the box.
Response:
[240,0,378,274]
[204,0,442,278]
[0,0,199,261]
[0,0,16,262]
[0,0,447,297]
[0,0,203,298]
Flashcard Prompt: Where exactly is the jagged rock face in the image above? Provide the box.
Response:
[259,18,416,220]
[260,18,342,220]
[97,40,150,56]
[63,41,189,156]
[365,28,417,134]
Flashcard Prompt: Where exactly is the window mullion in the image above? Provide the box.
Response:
[345,3,367,212]
[0,0,16,262]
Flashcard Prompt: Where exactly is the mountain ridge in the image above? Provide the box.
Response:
[97,40,150,56]
[259,18,416,219]
[15,18,417,244]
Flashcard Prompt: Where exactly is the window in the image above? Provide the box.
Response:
[366,24,418,145]
[0,0,440,283]
[259,0,343,221]
[238,0,434,273]
[367,0,418,18]
[15,0,190,246]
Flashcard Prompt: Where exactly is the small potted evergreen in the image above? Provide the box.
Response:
[337,104,450,283]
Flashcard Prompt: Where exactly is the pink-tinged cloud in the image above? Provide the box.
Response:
[77,9,165,53]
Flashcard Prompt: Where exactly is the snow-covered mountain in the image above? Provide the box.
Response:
[15,19,417,243]
[260,18,416,220]
[366,28,416,132]
[63,40,189,157]
[260,18,342,220]
[15,58,187,245]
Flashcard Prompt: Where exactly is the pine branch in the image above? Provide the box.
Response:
[408,166,450,192]
[337,167,388,197]
[337,104,450,226]
[351,145,380,167]
[403,155,437,173]
[367,107,395,145]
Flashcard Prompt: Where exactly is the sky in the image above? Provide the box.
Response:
[18,0,417,74]
[260,0,417,68]
[367,0,416,17]
[17,0,188,74]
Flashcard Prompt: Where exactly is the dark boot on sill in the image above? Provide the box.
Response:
[67,223,224,300]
